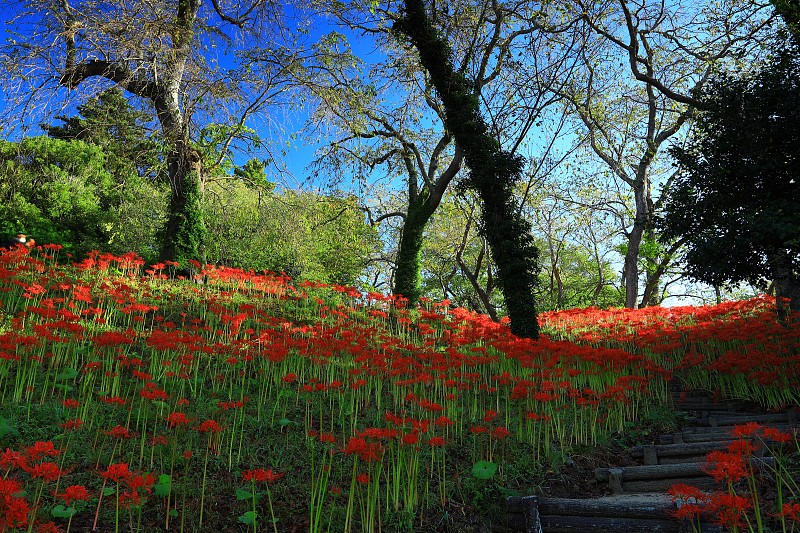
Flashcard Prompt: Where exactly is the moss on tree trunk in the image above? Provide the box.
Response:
[393,192,436,304]
[394,0,540,338]
[160,144,206,267]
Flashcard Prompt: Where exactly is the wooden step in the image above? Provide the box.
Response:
[699,412,794,427]
[595,458,774,494]
[629,442,733,465]
[507,494,724,532]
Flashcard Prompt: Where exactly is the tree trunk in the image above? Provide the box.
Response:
[159,140,206,266]
[624,186,649,308]
[771,248,800,322]
[395,0,540,338]
[393,192,436,303]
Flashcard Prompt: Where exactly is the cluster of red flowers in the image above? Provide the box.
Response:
[669,423,799,530]
[2,245,798,530]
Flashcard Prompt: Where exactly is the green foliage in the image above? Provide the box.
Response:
[661,45,800,296]
[107,178,169,265]
[44,87,164,183]
[772,0,800,41]
[0,136,117,255]
[536,239,623,311]
[202,180,377,284]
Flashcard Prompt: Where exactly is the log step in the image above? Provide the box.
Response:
[595,458,774,494]
[698,412,793,427]
[507,494,724,532]
[630,441,730,457]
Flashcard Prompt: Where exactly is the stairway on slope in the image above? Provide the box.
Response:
[506,392,799,533]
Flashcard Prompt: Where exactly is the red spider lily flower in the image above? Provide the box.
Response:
[672,502,705,522]
[196,420,223,433]
[359,428,397,440]
[83,362,102,372]
[727,439,759,457]
[25,462,63,482]
[0,449,27,470]
[780,502,800,522]
[705,451,748,483]
[402,432,419,446]
[166,412,190,428]
[150,435,169,446]
[427,436,446,447]
[0,477,30,528]
[242,469,284,484]
[668,483,708,504]
[483,410,499,423]
[319,433,336,444]
[58,485,91,506]
[62,399,79,409]
[732,422,762,438]
[92,330,135,348]
[342,437,384,462]
[435,416,454,427]
[119,489,146,509]
[35,521,61,533]
[330,486,342,495]
[99,395,128,406]
[25,441,61,462]
[128,473,157,492]
[668,483,709,522]
[106,425,134,439]
[707,492,752,530]
[183,450,193,459]
[356,473,370,485]
[763,427,793,443]
[470,425,488,434]
[60,418,84,431]
[384,412,405,427]
[140,382,169,401]
[492,427,512,440]
[100,463,133,483]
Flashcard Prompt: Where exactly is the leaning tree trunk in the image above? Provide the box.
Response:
[395,0,540,338]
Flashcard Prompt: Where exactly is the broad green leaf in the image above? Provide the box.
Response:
[55,367,78,381]
[238,511,257,525]
[471,460,497,480]
[51,505,76,518]
[0,417,18,438]
[236,488,253,500]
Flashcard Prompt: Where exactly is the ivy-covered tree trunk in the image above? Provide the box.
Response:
[52,0,207,267]
[160,140,205,265]
[393,144,461,306]
[393,192,436,304]
[395,0,540,338]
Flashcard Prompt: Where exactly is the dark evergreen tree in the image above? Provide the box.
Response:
[661,45,800,318]
[44,88,163,183]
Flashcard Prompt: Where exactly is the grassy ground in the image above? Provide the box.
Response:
[0,246,798,531]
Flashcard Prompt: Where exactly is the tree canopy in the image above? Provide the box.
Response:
[661,44,800,313]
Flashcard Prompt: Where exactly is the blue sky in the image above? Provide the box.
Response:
[0,3,384,191]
